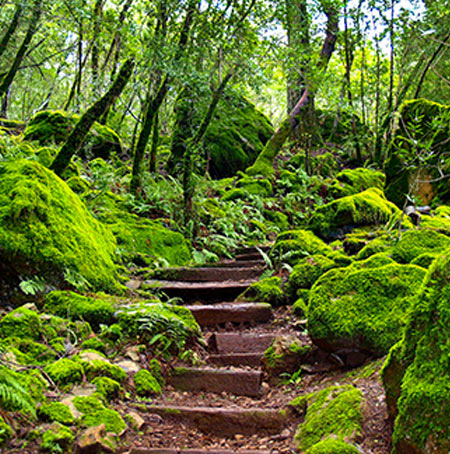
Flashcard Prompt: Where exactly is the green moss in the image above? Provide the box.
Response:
[392,229,450,264]
[236,176,273,197]
[66,176,91,194]
[263,209,289,231]
[292,289,309,316]
[287,255,336,300]
[0,160,118,292]
[72,396,126,435]
[309,188,407,239]
[149,358,165,387]
[133,369,162,397]
[91,377,123,402]
[308,263,426,355]
[329,168,386,199]
[352,252,395,269]
[40,423,74,453]
[293,385,363,452]
[220,188,249,202]
[0,337,57,366]
[82,359,127,383]
[355,235,393,260]
[0,416,12,446]
[44,358,84,388]
[0,307,41,340]
[43,291,115,330]
[115,301,200,342]
[311,152,339,177]
[24,110,122,160]
[410,252,439,268]
[382,249,450,454]
[239,276,284,306]
[305,438,360,454]
[271,230,332,266]
[263,338,310,372]
[80,337,107,354]
[38,402,75,425]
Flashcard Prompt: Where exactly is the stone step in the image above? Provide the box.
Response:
[150,267,263,283]
[185,303,272,327]
[137,405,289,436]
[144,280,256,303]
[169,367,262,397]
[235,252,266,262]
[130,450,273,454]
[235,245,272,256]
[217,260,265,269]
[208,333,275,354]
[208,353,262,368]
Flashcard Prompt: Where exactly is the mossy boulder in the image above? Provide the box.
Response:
[328,168,385,199]
[309,188,406,240]
[235,175,273,197]
[381,249,450,454]
[0,337,57,366]
[38,402,75,425]
[0,160,118,299]
[92,192,191,267]
[133,369,162,397]
[239,276,285,306]
[91,377,123,402]
[72,396,126,435]
[286,254,336,301]
[40,422,74,453]
[391,229,450,264]
[308,263,426,357]
[82,359,127,383]
[0,306,41,340]
[291,385,363,453]
[44,358,84,388]
[304,439,360,454]
[24,110,122,160]
[43,291,115,330]
[270,230,332,266]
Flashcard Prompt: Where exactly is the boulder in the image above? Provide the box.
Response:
[328,167,386,199]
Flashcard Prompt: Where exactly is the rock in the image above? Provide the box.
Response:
[126,412,145,430]
[328,167,386,199]
[307,263,426,359]
[74,424,116,454]
[116,360,140,375]
[381,249,450,454]
[79,351,108,363]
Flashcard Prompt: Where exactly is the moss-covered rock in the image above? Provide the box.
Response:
[391,229,450,264]
[44,358,84,388]
[0,160,118,298]
[0,306,41,340]
[91,377,123,402]
[72,396,126,435]
[309,188,406,240]
[80,337,108,354]
[287,255,336,301]
[381,249,450,454]
[329,168,386,199]
[43,291,115,330]
[236,175,273,197]
[292,385,363,452]
[133,369,162,397]
[39,422,74,453]
[24,110,122,160]
[149,358,165,387]
[239,276,285,306]
[308,263,426,356]
[38,402,75,425]
[271,230,332,266]
[304,438,360,454]
[82,359,127,383]
[0,337,57,366]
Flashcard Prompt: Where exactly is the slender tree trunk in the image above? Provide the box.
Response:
[91,0,103,96]
[0,2,22,61]
[149,111,159,173]
[387,0,395,114]
[50,58,134,176]
[0,0,42,99]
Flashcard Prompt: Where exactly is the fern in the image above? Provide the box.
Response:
[0,366,36,418]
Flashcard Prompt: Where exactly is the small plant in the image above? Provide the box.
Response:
[0,366,36,418]
[63,268,92,291]
[19,276,46,295]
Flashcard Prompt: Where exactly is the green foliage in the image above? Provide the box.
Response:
[72,396,126,434]
[0,366,36,417]
[43,291,115,330]
[308,263,426,355]
[328,168,386,199]
[38,402,75,425]
[0,159,118,292]
[293,385,363,452]
[133,369,162,397]
[0,416,13,446]
[91,377,123,402]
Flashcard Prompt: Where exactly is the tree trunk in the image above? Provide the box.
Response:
[0,2,22,61]
[0,0,42,99]
[91,0,104,96]
[149,111,159,173]
[50,58,134,176]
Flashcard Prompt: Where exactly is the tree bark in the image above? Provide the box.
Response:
[0,0,42,99]
[50,58,134,176]
[0,2,22,61]
[91,0,104,96]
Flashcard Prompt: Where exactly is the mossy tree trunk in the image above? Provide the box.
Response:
[0,2,22,61]
[0,0,42,99]
[247,2,340,177]
[50,58,135,176]
[149,112,159,173]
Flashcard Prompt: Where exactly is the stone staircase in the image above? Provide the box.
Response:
[129,246,302,453]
